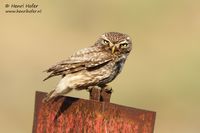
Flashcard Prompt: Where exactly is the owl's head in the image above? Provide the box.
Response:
[95,32,132,54]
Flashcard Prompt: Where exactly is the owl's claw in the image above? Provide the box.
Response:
[105,88,113,93]
[99,85,112,102]
[102,85,113,93]
[87,86,101,92]
[88,85,113,102]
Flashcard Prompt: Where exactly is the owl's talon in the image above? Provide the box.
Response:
[102,85,113,93]
[87,86,101,91]
[104,88,113,93]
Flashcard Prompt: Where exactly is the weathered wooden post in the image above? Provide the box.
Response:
[32,89,156,133]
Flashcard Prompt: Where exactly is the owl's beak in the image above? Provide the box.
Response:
[112,46,116,54]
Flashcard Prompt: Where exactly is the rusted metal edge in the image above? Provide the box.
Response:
[32,91,156,133]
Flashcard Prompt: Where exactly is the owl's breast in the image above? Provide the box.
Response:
[111,58,126,79]
[98,55,127,85]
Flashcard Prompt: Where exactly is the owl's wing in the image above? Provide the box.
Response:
[43,46,113,81]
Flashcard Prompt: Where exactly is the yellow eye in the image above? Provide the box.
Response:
[121,43,128,47]
[102,39,110,45]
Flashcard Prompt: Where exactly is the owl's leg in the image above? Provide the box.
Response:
[99,84,112,102]
[88,85,112,102]
[88,86,101,101]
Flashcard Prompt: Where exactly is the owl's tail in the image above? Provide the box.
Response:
[42,87,73,103]
[42,90,58,103]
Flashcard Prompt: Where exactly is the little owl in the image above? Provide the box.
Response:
[43,32,132,102]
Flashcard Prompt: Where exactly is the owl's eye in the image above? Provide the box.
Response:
[102,39,110,45]
[120,43,129,47]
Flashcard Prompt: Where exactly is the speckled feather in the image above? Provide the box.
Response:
[43,46,114,81]
[43,32,132,102]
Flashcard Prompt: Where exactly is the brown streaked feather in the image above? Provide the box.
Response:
[43,46,114,81]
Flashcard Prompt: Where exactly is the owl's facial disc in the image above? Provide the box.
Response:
[100,33,132,54]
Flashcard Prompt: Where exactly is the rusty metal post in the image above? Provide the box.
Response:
[32,91,156,133]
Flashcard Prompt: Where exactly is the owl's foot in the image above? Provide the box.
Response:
[88,85,112,102]
[88,86,101,101]
[103,85,113,93]
[87,86,101,92]
[99,85,112,102]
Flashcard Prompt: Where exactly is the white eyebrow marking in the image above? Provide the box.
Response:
[101,34,108,40]
[101,34,113,46]
[119,40,128,44]
[126,37,131,40]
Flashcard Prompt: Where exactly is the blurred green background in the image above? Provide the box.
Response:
[0,0,200,132]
